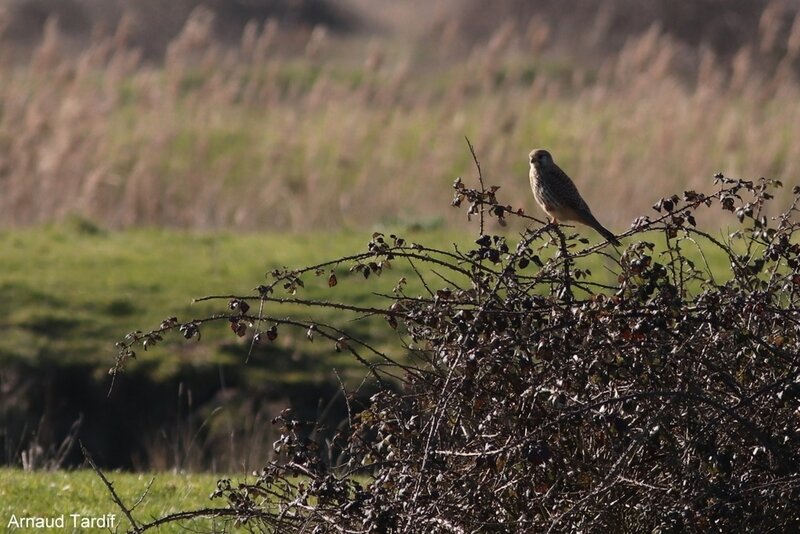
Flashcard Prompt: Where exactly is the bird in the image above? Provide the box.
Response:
[528,148,620,246]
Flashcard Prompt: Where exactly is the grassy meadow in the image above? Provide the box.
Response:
[0,223,473,380]
[0,468,230,532]
[0,221,739,382]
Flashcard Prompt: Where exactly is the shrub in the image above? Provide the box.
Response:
[111,159,800,532]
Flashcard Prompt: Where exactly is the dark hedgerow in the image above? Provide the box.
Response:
[109,151,800,532]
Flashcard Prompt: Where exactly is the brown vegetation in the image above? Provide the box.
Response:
[1,1,800,231]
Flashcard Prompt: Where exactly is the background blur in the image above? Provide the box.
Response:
[3,0,800,231]
[2,0,800,471]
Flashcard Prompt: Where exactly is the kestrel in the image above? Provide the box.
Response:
[528,149,620,246]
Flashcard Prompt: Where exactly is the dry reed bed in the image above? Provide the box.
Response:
[1,7,799,231]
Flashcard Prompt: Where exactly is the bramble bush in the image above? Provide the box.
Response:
[110,154,800,532]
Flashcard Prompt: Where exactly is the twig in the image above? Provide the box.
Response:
[80,441,142,533]
[130,477,155,512]
[246,295,267,363]
[465,136,486,235]
[334,368,353,433]
[551,223,574,301]
[137,508,250,532]
[405,256,434,297]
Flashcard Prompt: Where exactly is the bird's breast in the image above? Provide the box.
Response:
[530,169,558,211]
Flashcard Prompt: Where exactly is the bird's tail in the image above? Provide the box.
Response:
[583,212,621,246]
[595,224,621,246]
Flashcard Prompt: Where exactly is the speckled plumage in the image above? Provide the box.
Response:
[528,148,620,246]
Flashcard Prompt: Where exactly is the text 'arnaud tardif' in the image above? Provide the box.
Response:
[7,513,117,529]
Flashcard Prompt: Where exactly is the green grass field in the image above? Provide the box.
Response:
[0,223,474,382]
[0,468,233,532]
[0,223,739,378]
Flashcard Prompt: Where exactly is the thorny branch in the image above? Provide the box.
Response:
[107,150,800,532]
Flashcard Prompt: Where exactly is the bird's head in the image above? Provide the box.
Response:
[529,149,553,168]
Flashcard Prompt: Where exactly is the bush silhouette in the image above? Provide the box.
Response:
[112,154,800,532]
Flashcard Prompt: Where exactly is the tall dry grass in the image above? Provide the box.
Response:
[1,5,799,231]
